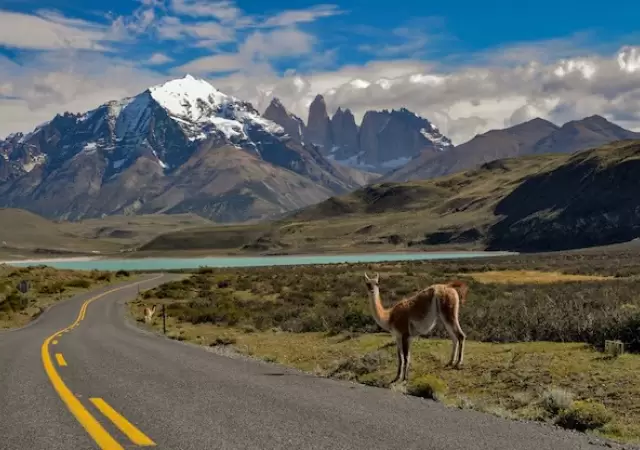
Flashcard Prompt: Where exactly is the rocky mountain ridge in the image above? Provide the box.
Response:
[0,75,376,223]
[263,95,453,174]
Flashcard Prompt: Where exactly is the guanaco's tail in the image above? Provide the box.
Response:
[447,280,469,304]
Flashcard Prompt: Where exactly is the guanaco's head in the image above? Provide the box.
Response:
[364,272,380,293]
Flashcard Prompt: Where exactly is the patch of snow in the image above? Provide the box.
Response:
[327,151,378,171]
[112,158,126,169]
[210,117,246,140]
[243,114,284,134]
[84,142,98,150]
[380,156,412,170]
[420,128,453,149]
[151,149,168,169]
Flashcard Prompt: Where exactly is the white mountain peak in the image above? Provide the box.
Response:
[148,74,236,123]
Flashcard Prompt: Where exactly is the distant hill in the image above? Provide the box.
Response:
[0,208,214,258]
[141,139,640,254]
[385,115,640,182]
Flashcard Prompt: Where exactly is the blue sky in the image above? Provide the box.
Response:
[1,0,640,143]
[2,0,639,77]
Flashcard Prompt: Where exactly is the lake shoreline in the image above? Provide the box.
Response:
[0,250,516,271]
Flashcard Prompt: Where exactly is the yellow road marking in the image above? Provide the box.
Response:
[41,275,164,450]
[90,398,156,447]
[55,353,67,367]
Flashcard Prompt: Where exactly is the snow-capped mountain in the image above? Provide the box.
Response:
[0,75,377,223]
[262,95,453,174]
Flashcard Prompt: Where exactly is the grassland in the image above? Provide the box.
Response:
[0,264,131,329]
[131,248,640,445]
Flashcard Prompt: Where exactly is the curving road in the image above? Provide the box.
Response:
[0,274,636,450]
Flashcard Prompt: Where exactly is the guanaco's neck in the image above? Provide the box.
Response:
[368,286,390,331]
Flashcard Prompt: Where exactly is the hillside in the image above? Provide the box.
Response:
[386,116,640,182]
[141,139,640,254]
[0,75,373,223]
[0,208,213,259]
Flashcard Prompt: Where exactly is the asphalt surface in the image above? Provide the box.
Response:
[1,273,637,450]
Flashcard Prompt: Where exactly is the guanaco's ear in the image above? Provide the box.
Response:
[364,272,370,280]
[374,272,380,283]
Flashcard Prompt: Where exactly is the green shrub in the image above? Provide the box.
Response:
[2,290,29,312]
[540,387,574,415]
[407,375,448,401]
[555,400,613,431]
[39,281,66,295]
[66,278,92,289]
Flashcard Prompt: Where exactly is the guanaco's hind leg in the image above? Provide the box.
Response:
[390,338,402,384]
[453,318,466,367]
[438,292,466,368]
[400,333,411,382]
[441,317,466,368]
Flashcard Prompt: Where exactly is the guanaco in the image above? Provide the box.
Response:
[143,304,157,323]
[364,272,468,385]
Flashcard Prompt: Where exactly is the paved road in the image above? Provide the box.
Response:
[1,274,636,450]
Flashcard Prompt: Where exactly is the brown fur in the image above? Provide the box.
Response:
[447,280,468,304]
[364,273,468,385]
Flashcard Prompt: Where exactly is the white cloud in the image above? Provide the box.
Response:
[169,0,241,22]
[259,5,343,28]
[176,53,245,73]
[0,9,112,51]
[146,52,173,65]
[155,16,235,42]
[174,27,316,74]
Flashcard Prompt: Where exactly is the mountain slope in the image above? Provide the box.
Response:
[141,139,640,254]
[385,116,640,182]
[0,75,372,223]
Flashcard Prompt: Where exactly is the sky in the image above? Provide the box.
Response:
[1,0,640,144]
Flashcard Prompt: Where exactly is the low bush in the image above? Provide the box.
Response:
[407,375,448,401]
[555,400,613,432]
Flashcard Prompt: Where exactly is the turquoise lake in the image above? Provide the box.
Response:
[8,251,514,271]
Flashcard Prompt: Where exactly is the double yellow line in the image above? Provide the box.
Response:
[41,275,164,449]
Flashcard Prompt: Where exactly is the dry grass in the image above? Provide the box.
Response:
[467,270,613,284]
[0,264,130,329]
